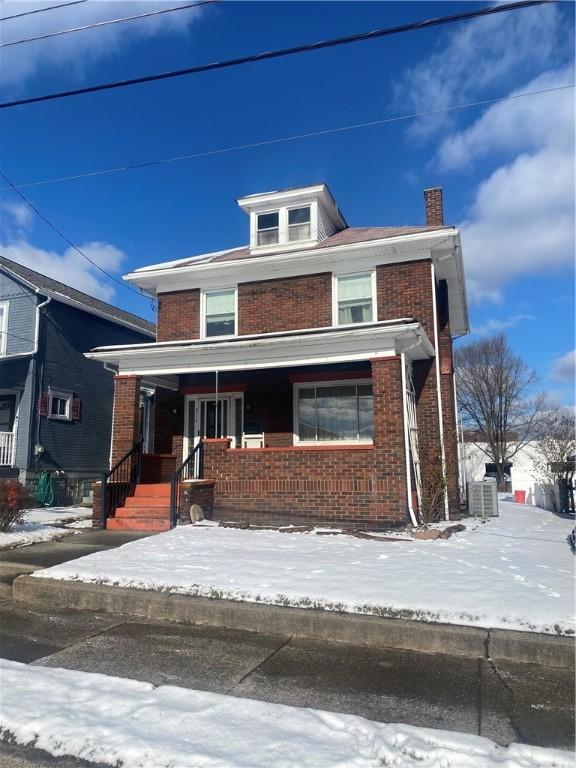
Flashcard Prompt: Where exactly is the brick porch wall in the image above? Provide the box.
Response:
[110,375,141,466]
[203,357,408,528]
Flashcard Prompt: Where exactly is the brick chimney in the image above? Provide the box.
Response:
[424,187,444,227]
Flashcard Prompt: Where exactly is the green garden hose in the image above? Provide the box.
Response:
[36,470,55,507]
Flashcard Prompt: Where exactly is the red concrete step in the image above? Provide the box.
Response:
[115,506,171,518]
[125,496,171,508]
[134,483,171,498]
[107,517,171,532]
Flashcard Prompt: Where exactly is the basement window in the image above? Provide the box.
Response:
[294,381,373,444]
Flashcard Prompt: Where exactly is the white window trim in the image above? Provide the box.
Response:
[292,378,374,446]
[252,204,316,251]
[48,390,73,421]
[332,270,377,328]
[200,287,238,341]
[0,301,9,357]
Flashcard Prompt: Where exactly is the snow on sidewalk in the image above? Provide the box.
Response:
[0,659,571,768]
[0,507,92,550]
[33,500,575,634]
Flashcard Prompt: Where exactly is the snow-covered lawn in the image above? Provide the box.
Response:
[33,501,575,634]
[0,507,92,550]
[0,660,571,768]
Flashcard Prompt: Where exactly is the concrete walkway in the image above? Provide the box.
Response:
[0,530,152,598]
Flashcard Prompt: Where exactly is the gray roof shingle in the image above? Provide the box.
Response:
[0,255,155,336]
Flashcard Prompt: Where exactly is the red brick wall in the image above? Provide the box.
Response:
[157,290,200,342]
[202,357,408,528]
[111,376,141,466]
[377,261,435,339]
[424,188,444,226]
[238,273,332,335]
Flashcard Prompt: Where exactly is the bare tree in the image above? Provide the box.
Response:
[455,334,545,490]
[529,405,576,513]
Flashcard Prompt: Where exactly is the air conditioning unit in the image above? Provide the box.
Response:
[468,479,499,517]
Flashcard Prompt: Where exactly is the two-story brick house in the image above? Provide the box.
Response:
[89,184,468,531]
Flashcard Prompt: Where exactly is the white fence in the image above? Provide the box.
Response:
[0,432,15,467]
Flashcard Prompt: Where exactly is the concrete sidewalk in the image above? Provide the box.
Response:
[0,530,152,598]
[0,599,573,752]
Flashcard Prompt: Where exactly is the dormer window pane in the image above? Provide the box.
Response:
[257,212,279,246]
[337,274,373,325]
[205,289,236,337]
[288,206,311,242]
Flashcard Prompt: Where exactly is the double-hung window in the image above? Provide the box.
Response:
[204,289,236,338]
[336,273,374,325]
[256,212,279,246]
[287,207,311,242]
[295,381,373,444]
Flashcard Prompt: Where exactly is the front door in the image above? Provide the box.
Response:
[184,393,243,464]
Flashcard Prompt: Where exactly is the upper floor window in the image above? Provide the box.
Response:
[48,391,72,421]
[288,207,311,242]
[256,212,279,246]
[336,273,374,325]
[204,289,236,338]
[0,301,8,356]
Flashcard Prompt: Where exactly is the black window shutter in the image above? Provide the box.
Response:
[71,397,81,421]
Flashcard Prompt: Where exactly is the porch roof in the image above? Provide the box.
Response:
[86,320,434,382]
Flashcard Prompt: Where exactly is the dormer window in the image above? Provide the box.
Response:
[257,212,279,246]
[288,207,311,242]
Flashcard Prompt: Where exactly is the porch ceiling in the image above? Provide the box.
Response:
[86,321,434,377]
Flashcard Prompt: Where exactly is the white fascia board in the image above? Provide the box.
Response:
[430,230,469,336]
[125,229,457,294]
[130,247,244,275]
[86,323,434,377]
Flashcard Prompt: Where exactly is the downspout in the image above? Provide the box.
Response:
[214,370,219,438]
[430,263,449,521]
[401,352,418,528]
[453,371,466,503]
[33,297,51,460]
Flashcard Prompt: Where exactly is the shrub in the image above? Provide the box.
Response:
[0,480,29,532]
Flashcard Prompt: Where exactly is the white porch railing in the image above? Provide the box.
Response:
[0,432,16,467]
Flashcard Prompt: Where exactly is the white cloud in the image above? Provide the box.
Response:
[1,200,33,232]
[0,239,126,301]
[551,350,576,383]
[470,313,534,337]
[0,1,208,89]
[395,3,566,139]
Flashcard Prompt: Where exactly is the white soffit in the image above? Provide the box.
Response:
[87,322,434,376]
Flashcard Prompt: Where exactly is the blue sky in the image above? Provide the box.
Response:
[1,1,574,403]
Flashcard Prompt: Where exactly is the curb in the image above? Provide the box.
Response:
[13,576,575,669]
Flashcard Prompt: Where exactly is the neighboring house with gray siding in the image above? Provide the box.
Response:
[0,256,154,500]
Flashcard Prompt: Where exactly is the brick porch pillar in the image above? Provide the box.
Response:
[111,375,142,467]
[370,356,408,523]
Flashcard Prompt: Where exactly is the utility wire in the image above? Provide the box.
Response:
[0,0,553,110]
[1,0,215,49]
[0,170,147,300]
[0,0,87,22]
[1,83,571,192]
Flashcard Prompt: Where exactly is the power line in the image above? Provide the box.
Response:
[1,0,215,49]
[0,328,36,345]
[1,83,571,192]
[0,169,147,300]
[0,0,553,110]
[0,0,87,22]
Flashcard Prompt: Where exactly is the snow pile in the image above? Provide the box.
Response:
[0,660,571,768]
[0,507,92,550]
[33,501,575,634]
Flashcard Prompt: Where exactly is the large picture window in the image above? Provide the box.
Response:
[336,273,374,325]
[295,381,373,444]
[204,289,236,338]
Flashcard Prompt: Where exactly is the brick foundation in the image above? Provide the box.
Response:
[182,480,215,519]
[91,481,102,528]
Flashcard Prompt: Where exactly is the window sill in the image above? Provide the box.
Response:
[231,444,374,453]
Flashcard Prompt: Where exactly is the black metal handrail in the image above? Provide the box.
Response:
[101,439,143,528]
[170,441,204,528]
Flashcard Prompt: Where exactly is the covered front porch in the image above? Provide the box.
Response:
[89,322,435,530]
